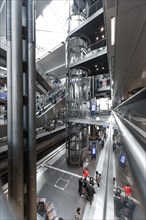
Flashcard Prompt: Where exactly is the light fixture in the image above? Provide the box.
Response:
[96,68,99,71]
[96,36,99,40]
[101,27,104,32]
[111,17,116,45]
[102,67,104,70]
[102,35,104,38]
[0,66,7,71]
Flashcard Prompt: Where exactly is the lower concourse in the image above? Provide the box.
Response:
[36,115,144,220]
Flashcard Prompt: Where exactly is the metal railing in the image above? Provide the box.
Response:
[36,87,66,116]
[88,0,103,17]
[113,111,146,214]
[69,38,106,64]
[114,87,146,132]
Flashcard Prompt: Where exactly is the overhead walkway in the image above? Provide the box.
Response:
[68,116,112,127]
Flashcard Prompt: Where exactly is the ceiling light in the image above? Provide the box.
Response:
[96,36,99,40]
[96,68,99,71]
[102,35,104,38]
[0,66,7,71]
[111,17,116,45]
[101,27,104,32]
[102,67,104,70]
[95,65,97,67]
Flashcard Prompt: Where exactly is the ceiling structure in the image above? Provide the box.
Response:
[36,0,69,60]
[104,0,146,106]
[0,0,146,106]
[36,43,66,79]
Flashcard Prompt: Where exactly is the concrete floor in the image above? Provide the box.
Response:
[36,124,145,220]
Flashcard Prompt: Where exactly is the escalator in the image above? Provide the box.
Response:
[0,88,66,138]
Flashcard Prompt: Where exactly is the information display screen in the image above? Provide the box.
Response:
[92,104,96,111]
[120,154,126,163]
[0,92,7,100]
[119,153,126,168]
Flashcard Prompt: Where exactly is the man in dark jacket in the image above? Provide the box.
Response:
[78,177,83,197]
[86,183,95,205]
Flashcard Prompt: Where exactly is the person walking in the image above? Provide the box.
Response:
[75,207,82,220]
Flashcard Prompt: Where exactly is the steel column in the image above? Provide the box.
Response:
[90,76,96,136]
[22,1,29,218]
[6,0,13,201]
[11,0,24,217]
[91,75,95,98]
[27,0,37,219]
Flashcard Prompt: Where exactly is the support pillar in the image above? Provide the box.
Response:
[90,76,96,137]
[6,0,13,201]
[7,0,36,219]
[27,0,37,219]
[11,0,24,217]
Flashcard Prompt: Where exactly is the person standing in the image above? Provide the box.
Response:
[75,207,82,220]
[101,139,104,149]
[95,171,101,189]
[78,177,83,197]
[86,183,96,205]
[122,184,132,196]
[83,168,89,179]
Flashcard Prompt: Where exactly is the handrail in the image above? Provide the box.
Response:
[69,38,106,64]
[88,0,103,17]
[113,111,146,214]
[36,88,65,116]
[114,87,146,122]
[114,87,146,109]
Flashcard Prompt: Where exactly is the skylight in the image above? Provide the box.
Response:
[36,0,70,60]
